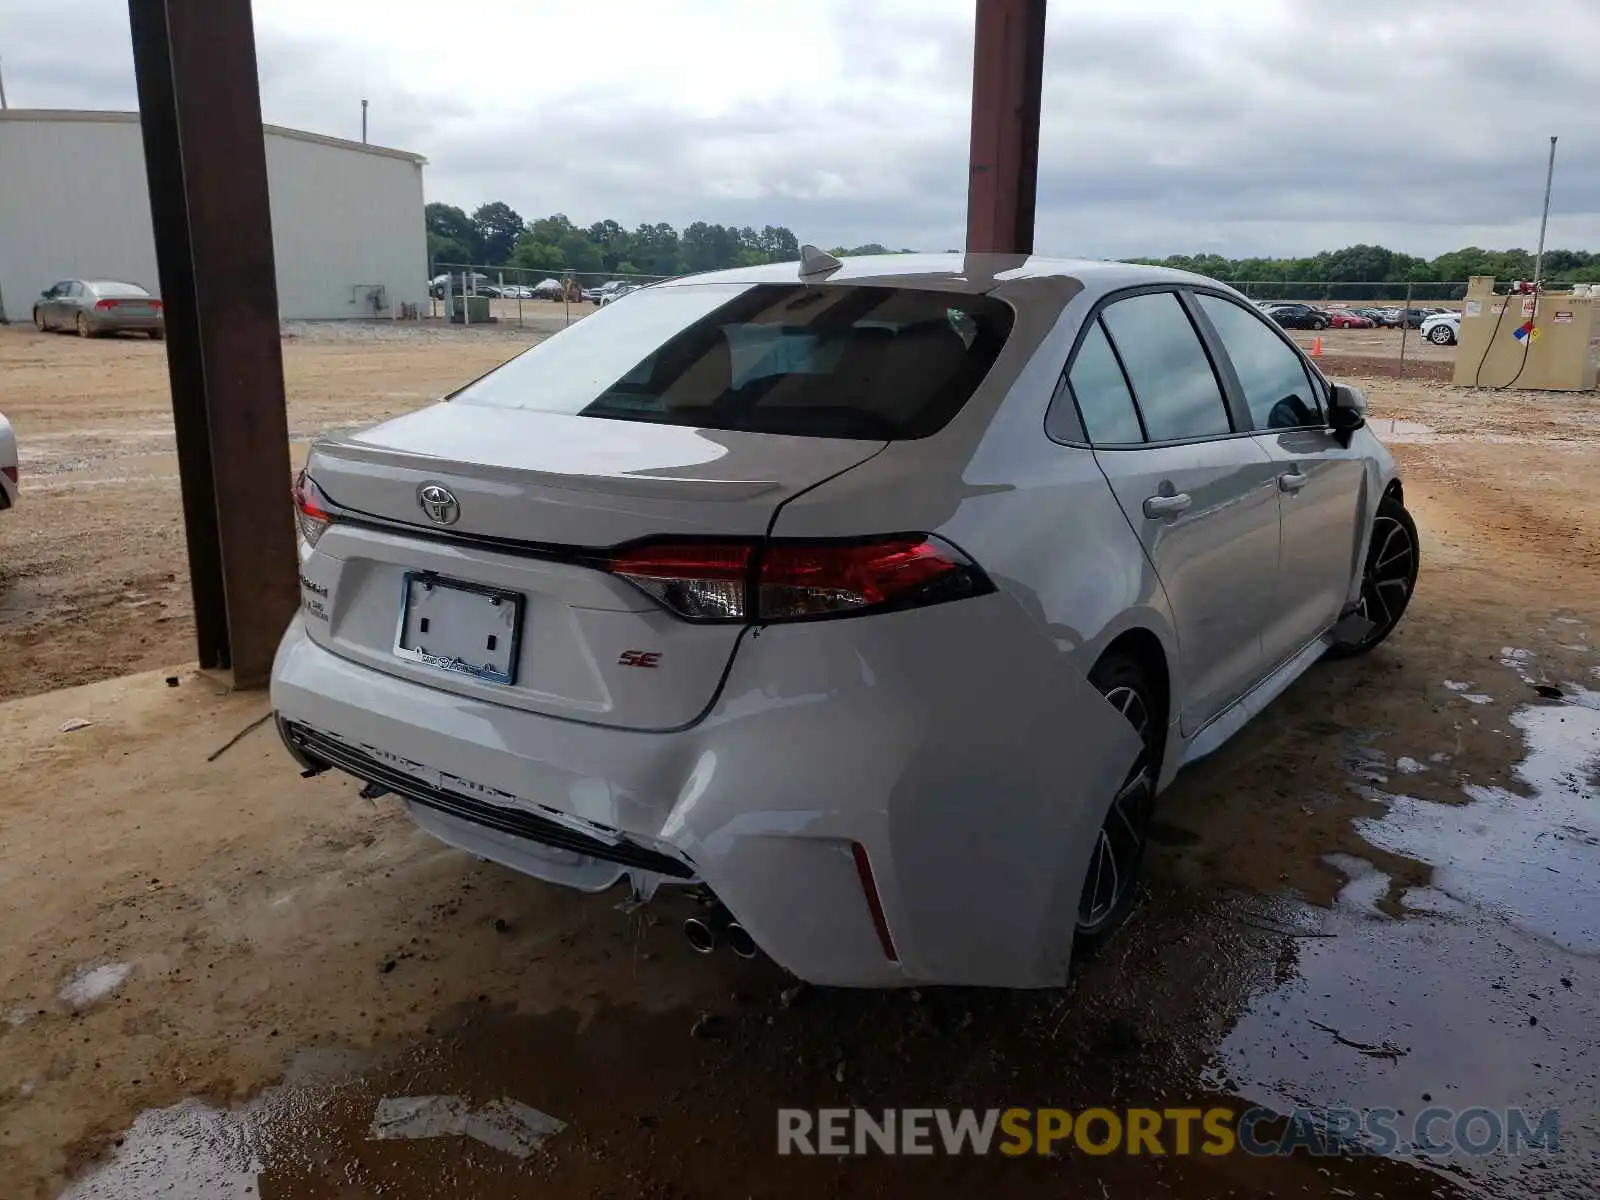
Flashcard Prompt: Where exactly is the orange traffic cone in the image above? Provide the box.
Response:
[1310,335,1324,357]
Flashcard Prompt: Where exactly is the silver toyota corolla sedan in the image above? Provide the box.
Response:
[32,279,165,338]
[271,253,1419,989]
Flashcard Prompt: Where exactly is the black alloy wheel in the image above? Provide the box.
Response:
[1075,655,1160,954]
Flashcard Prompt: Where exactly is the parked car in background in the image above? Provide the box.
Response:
[1421,311,1460,345]
[33,279,164,338]
[1263,303,1330,330]
[1326,310,1375,329]
[273,253,1417,988]
[430,273,494,299]
[531,278,566,299]
[1390,308,1431,329]
[1351,308,1392,326]
[593,280,641,306]
[598,283,644,307]
[0,410,16,514]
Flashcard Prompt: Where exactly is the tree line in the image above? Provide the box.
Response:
[1126,244,1600,287]
[426,201,906,278]
[427,202,1600,288]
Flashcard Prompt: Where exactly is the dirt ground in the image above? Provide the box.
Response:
[1,321,1598,1198]
[0,322,544,700]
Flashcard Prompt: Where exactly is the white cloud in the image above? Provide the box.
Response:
[1,0,1594,257]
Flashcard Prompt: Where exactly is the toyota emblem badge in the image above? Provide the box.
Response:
[417,483,460,526]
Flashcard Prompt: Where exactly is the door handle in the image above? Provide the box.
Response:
[1278,471,1308,493]
[1142,492,1192,518]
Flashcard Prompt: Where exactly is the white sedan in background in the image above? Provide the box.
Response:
[1421,311,1460,345]
[0,412,17,513]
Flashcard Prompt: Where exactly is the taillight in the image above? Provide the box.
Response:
[150,300,164,311]
[2,465,16,485]
[292,470,334,547]
[93,299,120,310]
[607,535,991,623]
[609,543,752,621]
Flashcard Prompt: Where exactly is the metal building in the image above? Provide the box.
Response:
[0,109,427,324]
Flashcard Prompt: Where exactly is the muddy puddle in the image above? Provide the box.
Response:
[1217,681,1600,1196]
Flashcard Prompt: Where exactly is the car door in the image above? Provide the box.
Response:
[1070,290,1281,733]
[1193,293,1367,669]
[41,281,71,327]
[63,281,86,325]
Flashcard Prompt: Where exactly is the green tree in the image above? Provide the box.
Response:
[757,225,800,262]
[585,220,634,272]
[630,223,683,276]
[471,201,526,265]
[509,237,565,273]
[529,214,579,246]
[425,202,474,268]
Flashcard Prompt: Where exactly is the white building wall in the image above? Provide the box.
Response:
[264,132,427,320]
[0,112,427,324]
[0,115,160,320]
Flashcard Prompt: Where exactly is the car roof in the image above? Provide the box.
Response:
[652,253,1229,299]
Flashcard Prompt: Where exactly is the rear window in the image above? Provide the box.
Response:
[89,281,151,298]
[457,283,1015,440]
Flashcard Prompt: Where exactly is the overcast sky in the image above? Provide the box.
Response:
[3,0,1595,259]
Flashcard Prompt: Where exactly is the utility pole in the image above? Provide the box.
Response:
[1,57,9,109]
[361,97,368,143]
[1532,136,1557,294]
[965,0,1047,254]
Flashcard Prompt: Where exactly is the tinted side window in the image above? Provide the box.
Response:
[1198,295,1322,430]
[1066,321,1143,445]
[1100,293,1232,441]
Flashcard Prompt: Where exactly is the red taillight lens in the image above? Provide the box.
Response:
[93,299,119,310]
[2,465,16,485]
[609,543,752,621]
[607,535,990,623]
[759,538,976,618]
[292,470,333,547]
[150,299,164,311]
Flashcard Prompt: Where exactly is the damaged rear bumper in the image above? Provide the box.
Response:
[270,591,1140,989]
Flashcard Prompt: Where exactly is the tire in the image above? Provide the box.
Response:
[34,308,48,332]
[1073,654,1161,958]
[76,313,91,338]
[1327,494,1419,659]
[1312,317,1329,330]
[1427,325,1454,345]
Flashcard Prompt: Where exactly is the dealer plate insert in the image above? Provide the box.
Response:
[394,573,523,685]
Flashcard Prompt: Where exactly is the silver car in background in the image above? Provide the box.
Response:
[32,279,165,338]
[272,253,1419,989]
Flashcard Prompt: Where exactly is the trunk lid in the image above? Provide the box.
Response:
[300,403,883,730]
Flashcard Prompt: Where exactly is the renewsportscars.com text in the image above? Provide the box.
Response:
[777,1106,1560,1158]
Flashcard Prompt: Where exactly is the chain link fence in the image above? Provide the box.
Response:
[1218,280,1583,381]
[427,263,677,328]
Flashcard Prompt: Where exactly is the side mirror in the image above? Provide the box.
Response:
[1328,383,1367,446]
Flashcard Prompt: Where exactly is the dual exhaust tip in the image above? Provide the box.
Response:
[684,907,758,959]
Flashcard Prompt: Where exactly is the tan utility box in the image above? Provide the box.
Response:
[1452,275,1600,390]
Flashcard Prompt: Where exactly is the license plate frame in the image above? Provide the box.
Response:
[393,572,523,686]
